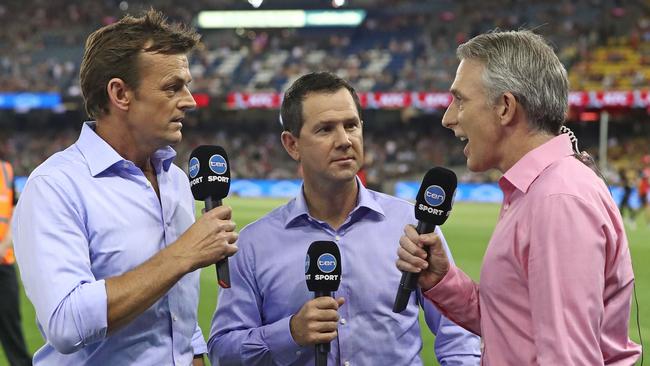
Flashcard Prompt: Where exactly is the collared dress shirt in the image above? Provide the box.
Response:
[425,134,641,365]
[13,122,206,365]
[209,179,481,365]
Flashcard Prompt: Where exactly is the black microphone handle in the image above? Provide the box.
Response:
[204,197,231,289]
[392,221,437,313]
[313,291,332,366]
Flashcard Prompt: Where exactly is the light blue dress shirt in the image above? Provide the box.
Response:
[209,179,480,365]
[12,122,206,365]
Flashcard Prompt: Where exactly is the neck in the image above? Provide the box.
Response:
[95,117,154,171]
[499,128,555,173]
[303,177,359,230]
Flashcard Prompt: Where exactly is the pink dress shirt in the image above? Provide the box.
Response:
[424,134,641,365]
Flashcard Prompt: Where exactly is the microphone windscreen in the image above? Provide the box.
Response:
[188,145,231,201]
[414,167,457,226]
[305,241,341,293]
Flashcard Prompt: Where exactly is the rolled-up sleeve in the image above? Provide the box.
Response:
[191,323,207,356]
[13,175,108,354]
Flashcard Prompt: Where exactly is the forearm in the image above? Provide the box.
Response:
[105,243,191,333]
[423,265,482,335]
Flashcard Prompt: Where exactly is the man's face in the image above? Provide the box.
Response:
[284,88,363,186]
[126,51,196,151]
[442,59,504,172]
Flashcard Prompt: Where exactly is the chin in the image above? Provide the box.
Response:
[167,132,183,145]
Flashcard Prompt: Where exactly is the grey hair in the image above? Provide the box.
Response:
[457,30,569,135]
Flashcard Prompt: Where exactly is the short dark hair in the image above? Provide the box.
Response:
[79,9,200,119]
[280,71,362,136]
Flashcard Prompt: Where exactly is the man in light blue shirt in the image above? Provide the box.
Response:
[208,72,480,365]
[12,10,238,365]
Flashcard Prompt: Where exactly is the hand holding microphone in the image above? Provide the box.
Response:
[188,145,237,288]
[176,205,238,271]
[393,167,457,313]
[292,241,343,366]
[397,224,450,291]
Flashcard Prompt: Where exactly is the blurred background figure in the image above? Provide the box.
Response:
[0,150,32,366]
[618,167,637,229]
[639,154,650,228]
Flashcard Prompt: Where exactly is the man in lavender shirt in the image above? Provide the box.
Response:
[12,10,238,365]
[208,71,480,365]
[397,30,642,364]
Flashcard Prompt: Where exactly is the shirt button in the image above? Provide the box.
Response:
[335,235,341,241]
[172,315,178,322]
[146,181,152,188]
[340,318,346,325]
[122,162,129,168]
[296,350,301,355]
[344,362,350,366]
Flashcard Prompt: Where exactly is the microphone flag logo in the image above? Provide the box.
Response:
[317,253,337,273]
[424,185,445,207]
[189,157,200,178]
[209,154,228,175]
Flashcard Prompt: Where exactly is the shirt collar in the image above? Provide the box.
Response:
[500,133,574,194]
[284,176,385,228]
[76,121,177,177]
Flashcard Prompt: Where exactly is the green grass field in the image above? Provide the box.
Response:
[2,198,648,365]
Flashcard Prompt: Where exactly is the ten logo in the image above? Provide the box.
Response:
[209,154,227,175]
[424,185,445,207]
[317,253,337,273]
[188,157,200,179]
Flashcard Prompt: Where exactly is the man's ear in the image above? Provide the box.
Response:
[106,78,132,112]
[497,92,518,126]
[281,131,300,162]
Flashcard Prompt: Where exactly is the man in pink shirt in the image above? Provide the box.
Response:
[396,30,642,365]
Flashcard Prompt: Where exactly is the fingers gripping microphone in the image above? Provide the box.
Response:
[305,241,341,366]
[393,167,457,313]
[189,145,232,288]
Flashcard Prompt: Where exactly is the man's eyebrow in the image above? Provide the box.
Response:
[450,88,463,98]
[163,75,192,85]
[316,117,360,125]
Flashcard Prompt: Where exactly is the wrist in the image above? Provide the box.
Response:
[160,243,194,276]
[421,268,448,292]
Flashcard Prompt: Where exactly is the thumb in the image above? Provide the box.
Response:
[335,297,345,308]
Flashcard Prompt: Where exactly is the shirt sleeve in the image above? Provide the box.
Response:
[421,228,481,365]
[12,175,108,354]
[191,322,207,356]
[207,234,303,365]
[527,194,609,364]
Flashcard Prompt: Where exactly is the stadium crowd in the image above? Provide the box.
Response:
[1,112,648,192]
[1,0,650,189]
[2,0,650,95]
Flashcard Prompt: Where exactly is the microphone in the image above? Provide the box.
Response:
[305,241,341,366]
[392,167,457,313]
[188,145,232,288]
